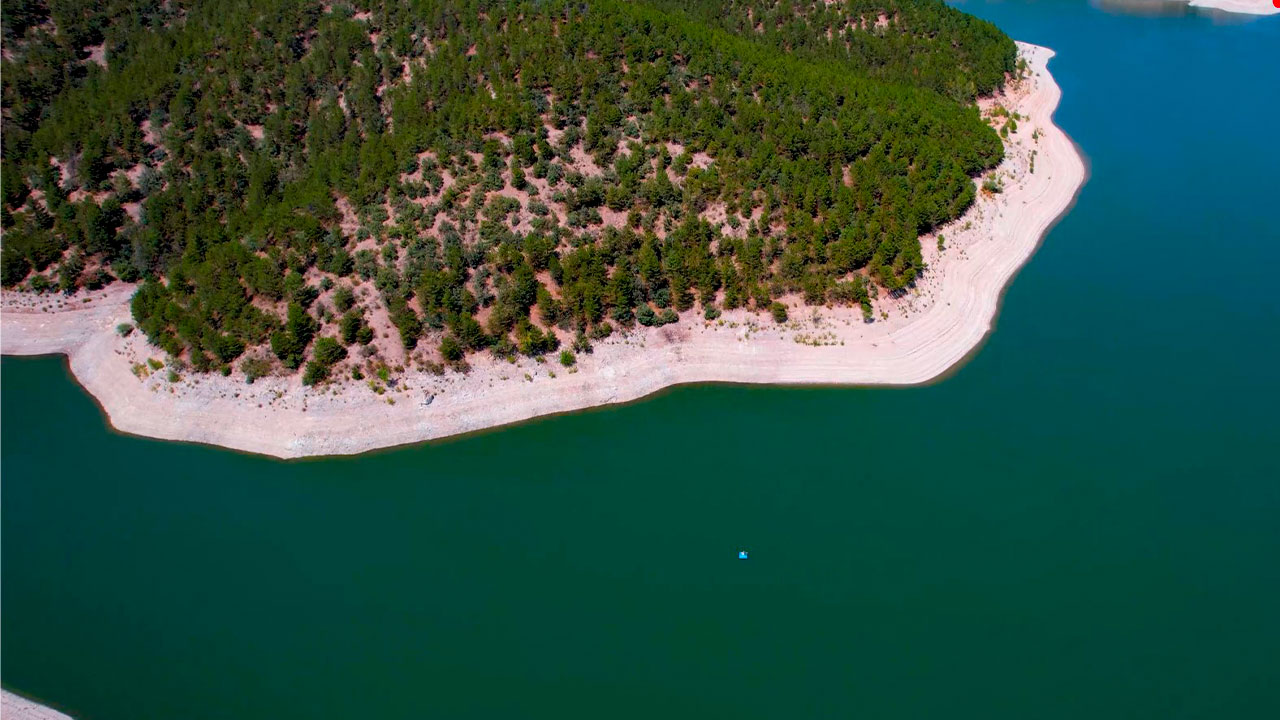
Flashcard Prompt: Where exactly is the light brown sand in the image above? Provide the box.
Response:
[0,43,1085,460]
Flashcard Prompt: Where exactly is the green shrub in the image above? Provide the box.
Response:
[332,285,355,312]
[240,353,273,383]
[339,310,363,344]
[770,302,789,323]
[440,335,464,362]
[589,321,613,340]
[302,360,329,386]
[313,336,348,366]
[636,304,657,327]
[28,274,52,292]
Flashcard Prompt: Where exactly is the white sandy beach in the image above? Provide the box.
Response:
[1188,0,1279,16]
[1,691,75,720]
[0,43,1086,459]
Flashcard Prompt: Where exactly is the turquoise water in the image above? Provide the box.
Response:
[4,2,1279,717]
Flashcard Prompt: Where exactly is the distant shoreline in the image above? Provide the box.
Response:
[1094,0,1279,16]
[1187,0,1279,16]
[0,43,1086,460]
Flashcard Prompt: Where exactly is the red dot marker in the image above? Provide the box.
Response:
[1274,0,1279,9]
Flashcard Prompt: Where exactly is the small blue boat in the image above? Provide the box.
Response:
[738,551,749,560]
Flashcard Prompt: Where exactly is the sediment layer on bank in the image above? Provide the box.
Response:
[1,43,1085,459]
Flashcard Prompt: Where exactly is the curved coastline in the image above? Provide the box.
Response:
[0,42,1087,460]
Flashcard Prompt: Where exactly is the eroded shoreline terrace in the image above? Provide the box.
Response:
[1,42,1085,458]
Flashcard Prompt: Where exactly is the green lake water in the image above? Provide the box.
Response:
[3,2,1279,717]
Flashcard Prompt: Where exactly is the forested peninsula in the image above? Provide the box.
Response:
[0,2,1085,456]
[3,0,1013,375]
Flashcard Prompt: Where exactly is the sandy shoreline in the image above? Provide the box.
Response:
[1097,0,1280,16]
[1187,0,1279,16]
[0,42,1086,460]
[2,691,75,720]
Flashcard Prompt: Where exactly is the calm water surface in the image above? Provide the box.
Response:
[3,2,1279,718]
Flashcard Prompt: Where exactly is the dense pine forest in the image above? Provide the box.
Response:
[1,0,1015,382]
